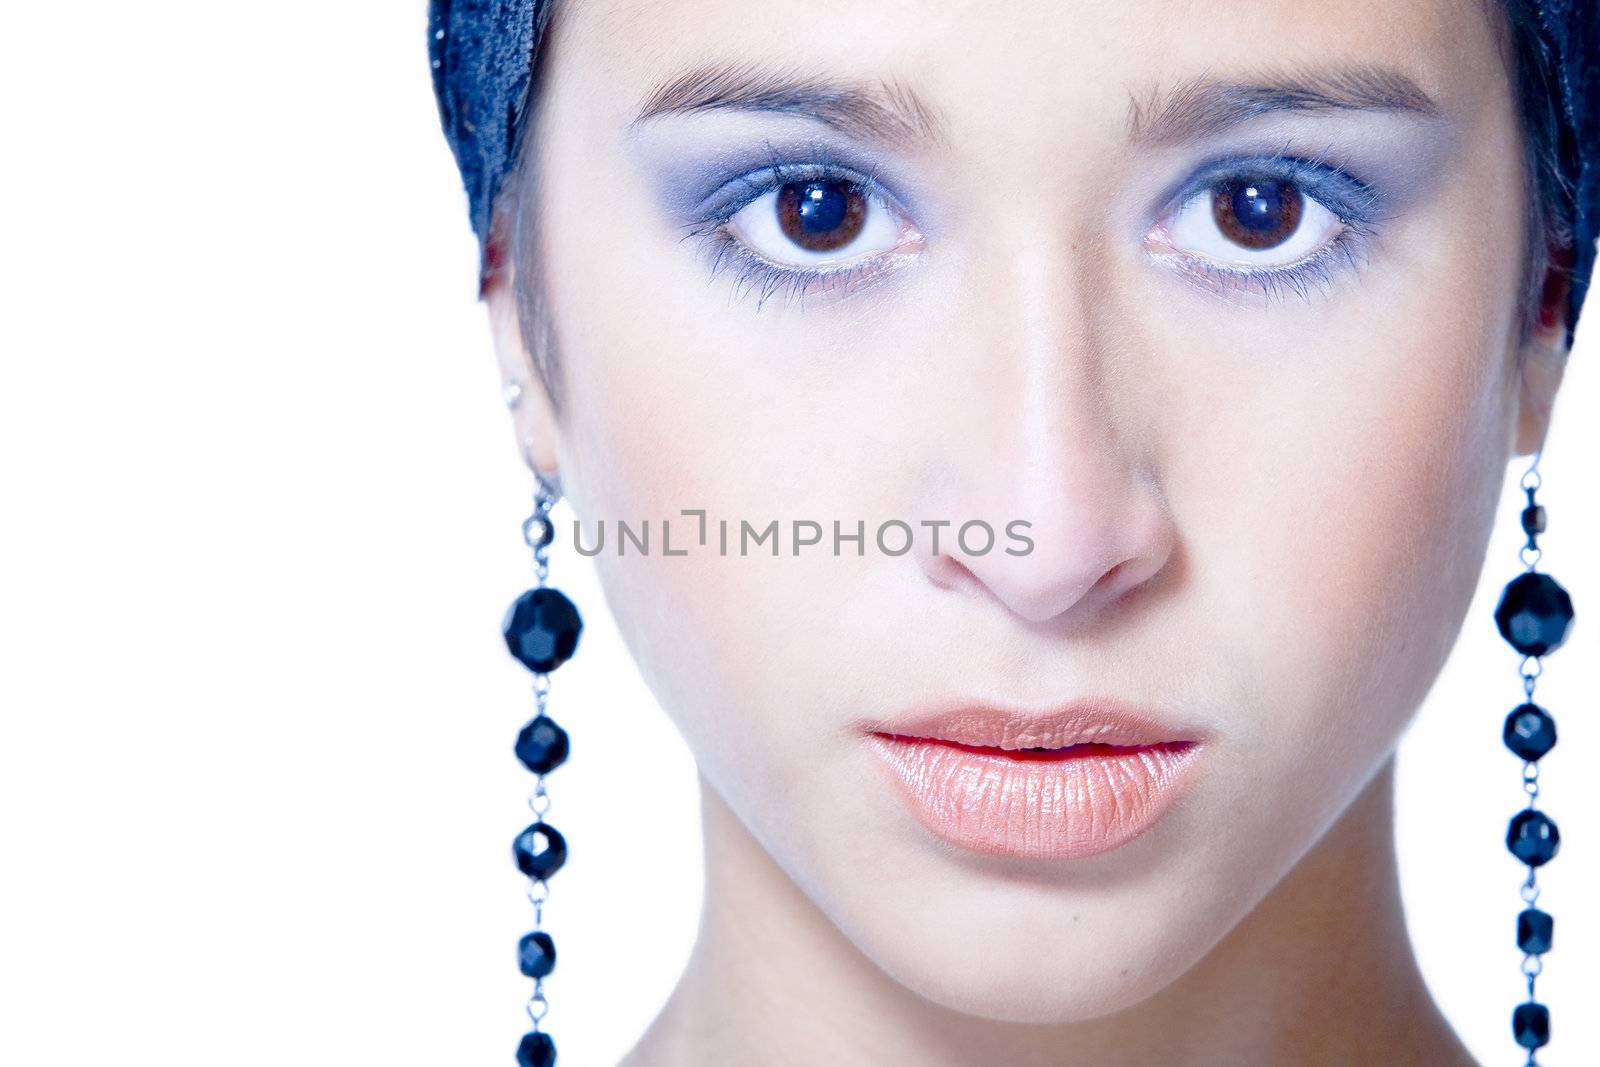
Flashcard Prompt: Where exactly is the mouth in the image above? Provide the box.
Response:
[860,700,1206,860]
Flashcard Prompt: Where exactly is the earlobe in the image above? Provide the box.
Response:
[484,263,564,482]
[1514,346,1565,457]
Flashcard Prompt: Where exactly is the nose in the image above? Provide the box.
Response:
[912,239,1177,627]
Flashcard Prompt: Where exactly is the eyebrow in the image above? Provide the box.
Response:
[631,59,1443,151]
[1127,64,1444,144]
[630,60,949,149]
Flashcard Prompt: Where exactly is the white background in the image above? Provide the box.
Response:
[1,3,1595,1064]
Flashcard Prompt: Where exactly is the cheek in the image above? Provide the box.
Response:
[1145,218,1522,826]
[539,253,850,802]
[1259,333,1508,734]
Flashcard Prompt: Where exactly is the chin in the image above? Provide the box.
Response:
[809,846,1241,1026]
[868,918,1210,1025]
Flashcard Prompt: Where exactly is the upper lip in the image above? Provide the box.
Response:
[861,696,1201,751]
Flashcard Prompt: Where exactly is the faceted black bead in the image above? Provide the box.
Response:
[516,715,570,774]
[517,1030,557,1067]
[513,821,568,880]
[1503,703,1558,761]
[1517,908,1554,955]
[1513,1002,1550,1050]
[519,930,557,978]
[503,588,583,673]
[1521,504,1547,537]
[1494,571,1575,656]
[1507,809,1560,867]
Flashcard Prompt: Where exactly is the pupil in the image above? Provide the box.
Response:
[777,179,867,252]
[1233,183,1282,230]
[1211,176,1302,250]
[798,181,848,232]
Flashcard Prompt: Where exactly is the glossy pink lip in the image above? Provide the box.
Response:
[860,699,1205,860]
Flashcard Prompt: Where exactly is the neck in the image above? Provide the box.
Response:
[622,757,1472,1066]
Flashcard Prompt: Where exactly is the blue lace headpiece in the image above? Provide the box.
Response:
[428,0,1599,336]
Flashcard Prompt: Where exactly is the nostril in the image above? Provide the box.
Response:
[924,548,982,593]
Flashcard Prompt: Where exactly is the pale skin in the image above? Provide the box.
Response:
[483,0,1570,1062]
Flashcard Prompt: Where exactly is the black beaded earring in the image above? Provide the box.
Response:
[503,475,583,1067]
[1492,455,1574,1064]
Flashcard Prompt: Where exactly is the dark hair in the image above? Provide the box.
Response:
[1499,0,1583,351]
[430,0,1598,404]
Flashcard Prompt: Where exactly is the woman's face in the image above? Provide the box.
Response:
[495,0,1564,1021]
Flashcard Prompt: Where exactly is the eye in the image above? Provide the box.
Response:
[1155,173,1344,269]
[725,177,912,268]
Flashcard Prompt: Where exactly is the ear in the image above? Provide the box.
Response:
[484,260,563,485]
[1512,245,1574,457]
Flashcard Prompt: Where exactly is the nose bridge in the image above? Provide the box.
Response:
[1008,231,1124,494]
[915,226,1174,626]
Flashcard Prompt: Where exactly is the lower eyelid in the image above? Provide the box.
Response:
[1151,228,1372,305]
[700,221,923,309]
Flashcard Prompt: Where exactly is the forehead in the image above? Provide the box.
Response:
[563,0,1503,126]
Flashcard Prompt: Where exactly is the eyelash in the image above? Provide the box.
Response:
[682,149,909,311]
[684,146,1384,310]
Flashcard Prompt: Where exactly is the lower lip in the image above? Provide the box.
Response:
[864,734,1203,860]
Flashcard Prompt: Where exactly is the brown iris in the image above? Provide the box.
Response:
[1211,177,1303,250]
[776,179,867,252]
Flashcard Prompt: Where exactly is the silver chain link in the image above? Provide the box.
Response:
[528,776,552,817]
[526,982,549,1027]
[1520,871,1541,906]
